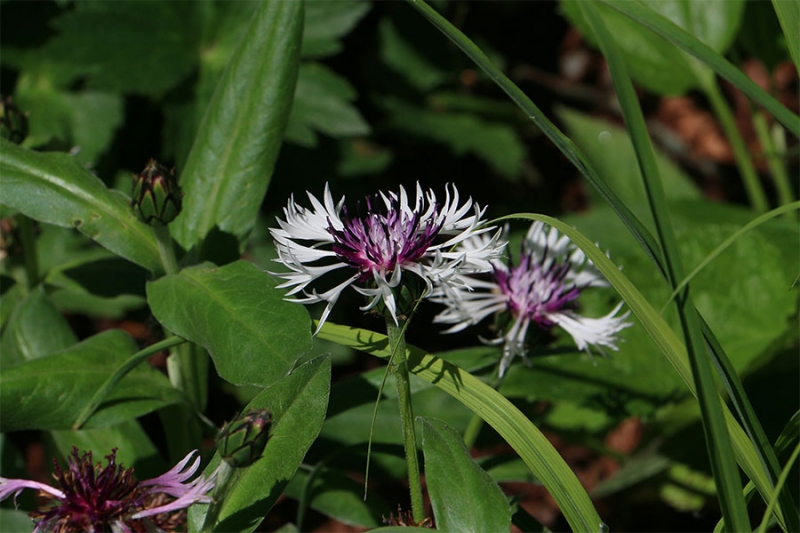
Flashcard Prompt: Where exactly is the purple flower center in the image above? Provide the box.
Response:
[329,195,443,280]
[31,448,144,533]
[494,251,580,328]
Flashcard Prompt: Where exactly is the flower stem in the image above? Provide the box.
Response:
[703,79,768,213]
[154,225,179,276]
[752,109,795,218]
[386,317,424,523]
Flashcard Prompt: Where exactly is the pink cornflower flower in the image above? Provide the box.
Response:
[0,447,214,533]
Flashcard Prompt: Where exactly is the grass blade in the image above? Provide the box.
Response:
[578,2,749,529]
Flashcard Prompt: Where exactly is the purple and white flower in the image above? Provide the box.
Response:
[270,183,505,331]
[0,447,214,533]
[434,221,632,376]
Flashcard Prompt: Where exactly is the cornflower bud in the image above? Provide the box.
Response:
[132,159,183,226]
[216,408,272,468]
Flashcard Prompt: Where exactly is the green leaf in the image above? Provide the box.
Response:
[49,419,166,479]
[318,323,603,533]
[284,467,390,527]
[379,18,449,91]
[11,55,123,165]
[171,0,303,254]
[561,0,745,95]
[302,0,370,58]
[421,417,511,532]
[558,108,701,212]
[0,140,161,272]
[772,0,800,72]
[0,330,184,431]
[596,0,799,136]
[188,356,331,533]
[285,62,370,147]
[43,2,200,95]
[383,97,525,180]
[0,509,33,533]
[0,286,77,366]
[146,260,312,387]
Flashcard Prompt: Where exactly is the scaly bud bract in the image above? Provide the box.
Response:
[132,159,183,226]
[216,408,272,468]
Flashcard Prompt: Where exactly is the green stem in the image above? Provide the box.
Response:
[73,336,186,429]
[201,461,237,533]
[704,79,769,213]
[387,317,425,523]
[154,225,179,275]
[17,215,39,290]
[752,110,795,217]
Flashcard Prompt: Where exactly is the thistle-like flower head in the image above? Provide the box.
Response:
[434,221,632,376]
[0,447,214,533]
[270,183,504,332]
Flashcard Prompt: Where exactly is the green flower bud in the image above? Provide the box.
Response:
[216,408,272,468]
[132,159,183,226]
[0,96,29,145]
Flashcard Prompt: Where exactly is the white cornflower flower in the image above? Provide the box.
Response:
[433,221,632,376]
[270,182,505,332]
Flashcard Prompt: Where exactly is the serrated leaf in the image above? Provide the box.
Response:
[0,141,161,272]
[171,0,303,254]
[146,260,312,387]
[422,417,511,532]
[302,0,370,58]
[0,286,77,366]
[188,356,331,533]
[0,330,185,431]
[285,62,370,147]
[43,2,200,95]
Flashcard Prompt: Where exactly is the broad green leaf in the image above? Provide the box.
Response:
[50,419,166,479]
[383,97,525,180]
[318,323,603,533]
[561,0,745,94]
[43,2,200,95]
[0,509,32,533]
[0,286,77,366]
[188,356,331,533]
[11,54,123,165]
[285,62,370,147]
[284,467,390,527]
[0,141,161,272]
[558,108,701,214]
[302,0,370,58]
[0,282,23,331]
[171,0,303,254]
[422,417,511,532]
[772,0,800,72]
[596,0,798,136]
[146,260,312,387]
[0,330,184,431]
